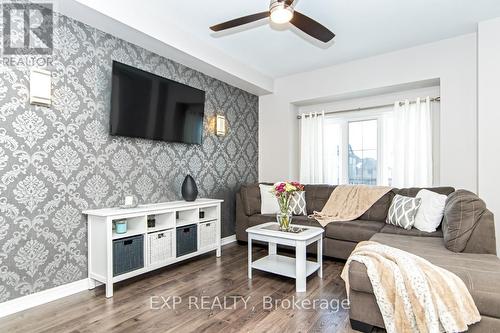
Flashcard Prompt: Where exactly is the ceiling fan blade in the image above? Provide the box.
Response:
[210,12,269,32]
[290,11,335,43]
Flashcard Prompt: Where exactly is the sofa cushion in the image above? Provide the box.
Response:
[442,190,487,253]
[379,224,443,237]
[463,210,497,255]
[359,191,395,222]
[349,233,500,318]
[325,220,385,242]
[396,186,455,198]
[241,183,262,216]
[248,214,275,227]
[290,216,323,228]
[304,185,335,214]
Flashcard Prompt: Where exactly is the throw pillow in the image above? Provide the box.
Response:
[386,194,422,230]
[413,189,448,232]
[289,191,307,216]
[259,184,279,214]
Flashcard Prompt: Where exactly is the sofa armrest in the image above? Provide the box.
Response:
[235,191,249,242]
[442,189,497,254]
[463,209,497,255]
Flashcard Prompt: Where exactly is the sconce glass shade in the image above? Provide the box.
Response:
[30,68,52,107]
[216,115,226,136]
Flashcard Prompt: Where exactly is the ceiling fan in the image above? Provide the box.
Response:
[210,0,335,43]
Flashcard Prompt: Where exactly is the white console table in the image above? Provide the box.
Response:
[83,198,223,298]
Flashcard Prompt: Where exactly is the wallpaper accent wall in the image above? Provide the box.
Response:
[0,13,258,302]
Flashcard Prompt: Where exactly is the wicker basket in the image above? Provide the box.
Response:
[148,229,174,265]
[199,221,216,248]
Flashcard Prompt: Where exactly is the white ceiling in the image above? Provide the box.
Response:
[69,0,500,93]
[158,0,500,77]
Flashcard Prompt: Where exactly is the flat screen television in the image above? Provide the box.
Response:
[110,61,205,144]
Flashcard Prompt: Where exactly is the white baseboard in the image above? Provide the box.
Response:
[221,234,237,246]
[0,278,89,318]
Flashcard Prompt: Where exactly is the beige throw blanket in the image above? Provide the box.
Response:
[341,241,481,333]
[312,185,392,227]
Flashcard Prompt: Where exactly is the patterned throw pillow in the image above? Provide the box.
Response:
[289,191,307,216]
[386,194,422,230]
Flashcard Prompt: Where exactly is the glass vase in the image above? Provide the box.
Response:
[277,212,292,232]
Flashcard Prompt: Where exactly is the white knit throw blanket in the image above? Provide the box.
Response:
[341,241,481,333]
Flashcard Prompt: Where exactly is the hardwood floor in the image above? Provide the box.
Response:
[0,243,378,333]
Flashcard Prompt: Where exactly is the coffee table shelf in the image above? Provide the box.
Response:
[252,254,320,279]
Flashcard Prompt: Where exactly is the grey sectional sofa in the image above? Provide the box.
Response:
[235,184,500,332]
[236,184,455,258]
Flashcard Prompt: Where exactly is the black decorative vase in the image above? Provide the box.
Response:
[181,174,198,201]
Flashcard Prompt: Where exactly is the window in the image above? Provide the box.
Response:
[320,108,393,186]
[300,97,436,187]
[348,120,377,185]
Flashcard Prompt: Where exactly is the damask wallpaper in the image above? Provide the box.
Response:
[0,13,258,302]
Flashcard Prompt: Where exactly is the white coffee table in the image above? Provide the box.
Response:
[246,222,324,292]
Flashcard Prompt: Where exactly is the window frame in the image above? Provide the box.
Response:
[347,118,379,185]
[324,107,392,185]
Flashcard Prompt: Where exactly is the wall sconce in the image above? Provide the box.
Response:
[216,114,226,136]
[30,68,52,107]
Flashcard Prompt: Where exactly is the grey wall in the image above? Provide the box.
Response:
[0,13,258,302]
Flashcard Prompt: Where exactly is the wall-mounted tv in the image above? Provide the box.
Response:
[110,61,205,144]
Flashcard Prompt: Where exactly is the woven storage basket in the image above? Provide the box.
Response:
[148,229,174,265]
[199,221,216,248]
[113,235,144,276]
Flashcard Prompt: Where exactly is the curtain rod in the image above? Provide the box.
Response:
[297,96,440,119]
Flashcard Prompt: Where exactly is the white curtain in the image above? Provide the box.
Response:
[323,119,343,185]
[391,97,433,187]
[300,111,325,184]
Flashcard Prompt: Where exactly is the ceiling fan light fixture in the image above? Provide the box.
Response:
[210,0,335,43]
[270,3,293,24]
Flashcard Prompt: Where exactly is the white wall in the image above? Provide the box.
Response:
[259,34,477,192]
[478,17,500,255]
[259,95,299,181]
